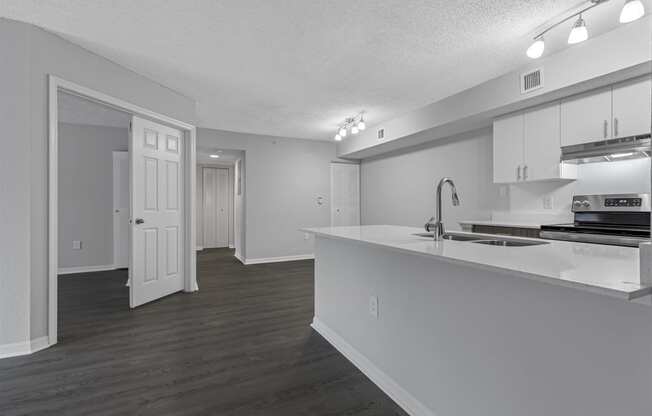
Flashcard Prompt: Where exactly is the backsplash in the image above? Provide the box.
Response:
[505,158,651,218]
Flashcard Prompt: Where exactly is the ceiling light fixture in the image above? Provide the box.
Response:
[357,114,366,131]
[620,0,645,22]
[568,14,589,44]
[526,37,545,59]
[209,154,220,158]
[525,0,628,59]
[333,112,367,141]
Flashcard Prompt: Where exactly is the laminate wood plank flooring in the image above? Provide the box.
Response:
[0,248,408,416]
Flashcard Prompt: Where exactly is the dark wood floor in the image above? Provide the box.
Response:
[0,249,407,416]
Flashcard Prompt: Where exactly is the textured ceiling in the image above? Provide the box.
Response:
[1,0,643,140]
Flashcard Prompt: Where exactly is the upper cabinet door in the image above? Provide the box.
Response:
[523,103,563,182]
[493,113,524,184]
[561,87,612,147]
[612,77,652,138]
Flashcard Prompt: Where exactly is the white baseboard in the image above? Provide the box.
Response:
[196,246,204,251]
[58,264,117,275]
[244,254,314,265]
[234,251,245,264]
[0,336,51,359]
[228,244,234,249]
[311,318,435,416]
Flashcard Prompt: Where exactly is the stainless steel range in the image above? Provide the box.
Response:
[540,193,651,247]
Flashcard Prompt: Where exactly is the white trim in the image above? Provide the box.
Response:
[0,336,51,359]
[48,75,197,350]
[244,254,314,265]
[112,150,129,269]
[228,244,235,249]
[234,251,245,264]
[57,264,117,275]
[311,318,435,416]
[196,246,204,251]
[29,336,50,354]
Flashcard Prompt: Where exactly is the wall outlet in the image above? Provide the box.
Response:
[498,185,508,198]
[72,240,82,250]
[369,295,379,319]
[543,195,554,210]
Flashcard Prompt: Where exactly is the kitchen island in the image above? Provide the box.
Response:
[303,225,652,416]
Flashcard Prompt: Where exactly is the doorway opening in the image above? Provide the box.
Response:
[196,148,245,263]
[48,76,197,348]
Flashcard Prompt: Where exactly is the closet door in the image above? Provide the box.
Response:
[203,168,229,248]
[330,163,360,226]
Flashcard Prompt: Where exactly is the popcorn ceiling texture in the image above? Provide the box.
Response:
[1,0,637,139]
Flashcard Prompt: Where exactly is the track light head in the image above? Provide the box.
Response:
[526,37,545,59]
[568,15,588,44]
[620,0,645,23]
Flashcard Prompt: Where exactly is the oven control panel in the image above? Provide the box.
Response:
[572,193,650,212]
[604,198,642,208]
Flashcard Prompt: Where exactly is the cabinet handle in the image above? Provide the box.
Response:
[614,117,619,137]
[523,165,528,180]
[517,165,521,181]
[603,120,608,138]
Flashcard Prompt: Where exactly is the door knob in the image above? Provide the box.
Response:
[135,218,145,224]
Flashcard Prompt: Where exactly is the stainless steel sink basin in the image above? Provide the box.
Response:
[413,232,484,241]
[473,239,549,247]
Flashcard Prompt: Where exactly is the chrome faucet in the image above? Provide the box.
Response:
[425,177,460,240]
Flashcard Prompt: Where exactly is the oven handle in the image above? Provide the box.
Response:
[540,230,649,247]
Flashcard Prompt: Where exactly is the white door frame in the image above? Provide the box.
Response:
[48,75,197,346]
[112,151,129,269]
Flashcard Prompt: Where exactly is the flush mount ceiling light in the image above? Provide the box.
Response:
[525,0,644,59]
[620,0,645,22]
[333,112,366,141]
[209,154,220,158]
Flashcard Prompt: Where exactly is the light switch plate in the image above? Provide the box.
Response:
[72,240,82,250]
[543,195,553,210]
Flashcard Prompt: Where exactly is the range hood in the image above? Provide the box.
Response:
[561,134,651,164]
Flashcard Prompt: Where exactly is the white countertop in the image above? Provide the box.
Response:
[302,225,652,301]
[459,220,542,229]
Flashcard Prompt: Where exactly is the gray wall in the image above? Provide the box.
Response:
[0,18,196,346]
[58,123,128,270]
[0,19,31,346]
[198,128,339,261]
[361,128,503,230]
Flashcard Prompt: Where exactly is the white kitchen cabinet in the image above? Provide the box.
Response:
[561,76,652,147]
[494,103,576,184]
[612,77,652,138]
[560,86,612,147]
[493,113,524,183]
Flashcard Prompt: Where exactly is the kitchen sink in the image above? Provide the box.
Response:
[413,232,484,241]
[472,239,549,247]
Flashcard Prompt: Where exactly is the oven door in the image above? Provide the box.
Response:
[539,230,649,247]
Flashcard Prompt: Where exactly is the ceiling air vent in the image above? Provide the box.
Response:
[377,128,385,140]
[520,68,543,94]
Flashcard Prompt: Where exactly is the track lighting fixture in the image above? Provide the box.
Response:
[333,112,366,141]
[526,0,645,59]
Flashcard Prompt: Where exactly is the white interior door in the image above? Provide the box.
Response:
[130,116,184,308]
[113,151,129,269]
[330,163,360,226]
[202,167,229,248]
